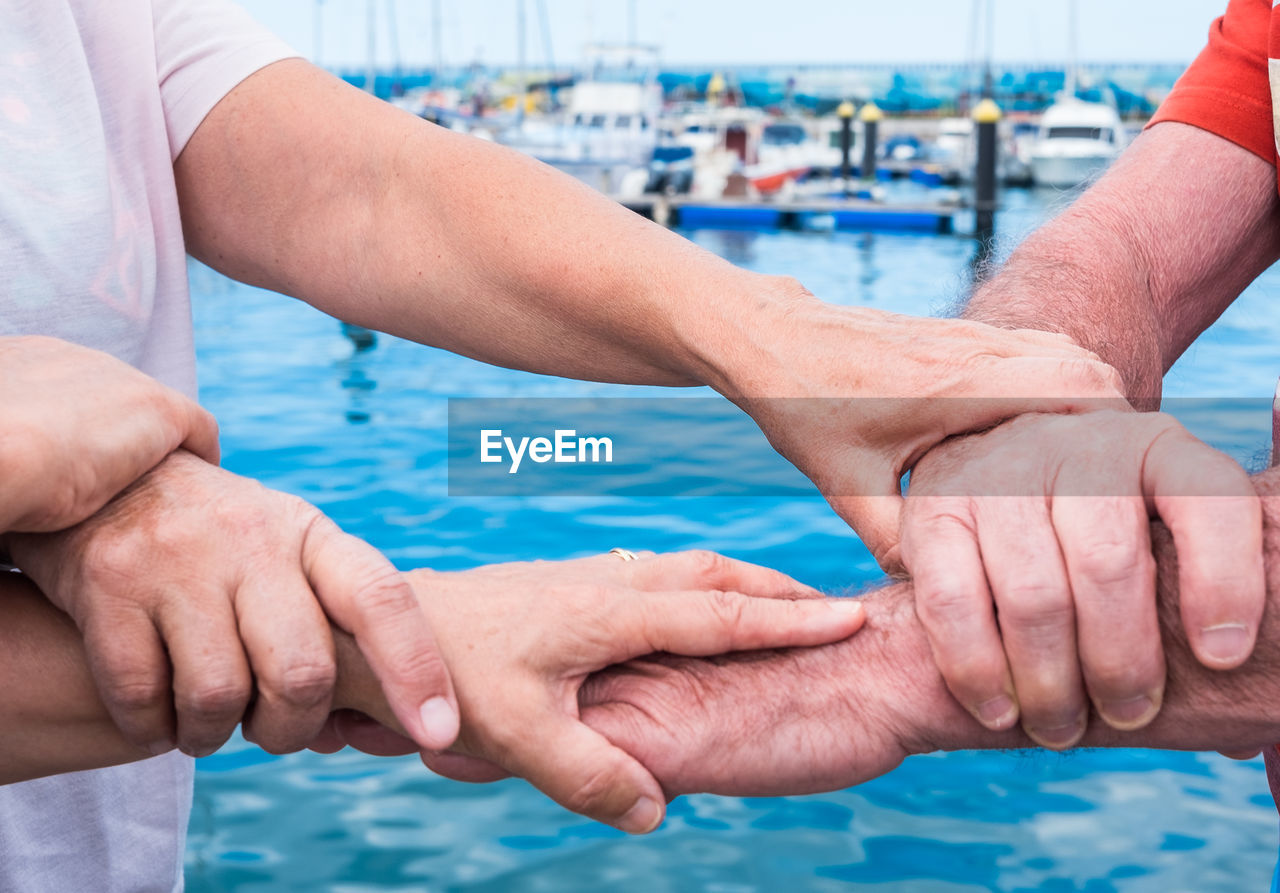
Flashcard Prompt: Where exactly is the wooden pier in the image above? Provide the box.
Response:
[619,194,957,234]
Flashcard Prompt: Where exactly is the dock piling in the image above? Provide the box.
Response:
[973,97,1001,247]
[859,102,882,183]
[837,100,855,196]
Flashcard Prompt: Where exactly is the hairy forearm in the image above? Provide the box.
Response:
[964,123,1280,403]
[176,59,796,392]
[966,213,1163,403]
[581,469,1280,797]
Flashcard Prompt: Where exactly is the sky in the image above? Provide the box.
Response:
[240,0,1230,70]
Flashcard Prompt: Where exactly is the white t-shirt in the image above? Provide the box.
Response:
[0,1,293,889]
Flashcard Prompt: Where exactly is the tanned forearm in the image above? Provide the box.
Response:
[175,58,798,392]
[0,578,374,785]
[580,468,1280,797]
[964,123,1280,403]
[0,575,152,783]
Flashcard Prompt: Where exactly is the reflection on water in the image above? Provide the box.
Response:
[186,187,1280,891]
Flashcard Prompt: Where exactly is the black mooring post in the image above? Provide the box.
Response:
[859,102,882,183]
[837,100,854,196]
[973,97,1001,247]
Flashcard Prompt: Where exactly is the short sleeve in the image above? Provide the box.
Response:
[151,0,299,160]
[1145,0,1273,164]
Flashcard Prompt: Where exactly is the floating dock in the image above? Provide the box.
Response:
[620,195,956,234]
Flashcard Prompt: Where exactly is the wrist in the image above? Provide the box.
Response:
[671,273,826,398]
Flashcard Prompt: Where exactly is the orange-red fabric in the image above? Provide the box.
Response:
[1146,0,1273,168]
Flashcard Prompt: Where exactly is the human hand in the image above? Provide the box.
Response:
[720,288,1124,570]
[0,335,219,532]
[574,590,926,799]
[7,451,459,759]
[900,411,1263,748]
[324,551,866,832]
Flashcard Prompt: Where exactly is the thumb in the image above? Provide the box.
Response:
[504,709,667,835]
[177,400,221,466]
[825,479,906,575]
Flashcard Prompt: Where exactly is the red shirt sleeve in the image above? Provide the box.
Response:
[1146,0,1274,165]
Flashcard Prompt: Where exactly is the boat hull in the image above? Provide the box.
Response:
[1029,152,1114,189]
[748,165,811,194]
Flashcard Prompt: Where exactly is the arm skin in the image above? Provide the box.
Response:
[965,122,1280,403]
[574,470,1280,798]
[897,120,1280,747]
[0,571,373,785]
[9,469,1279,798]
[173,57,1122,563]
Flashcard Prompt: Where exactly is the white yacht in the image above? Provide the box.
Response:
[1028,99,1124,189]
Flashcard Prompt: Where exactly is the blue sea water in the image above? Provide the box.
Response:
[184,186,1280,892]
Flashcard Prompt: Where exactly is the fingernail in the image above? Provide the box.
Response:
[619,796,663,834]
[1200,624,1251,666]
[1026,718,1085,750]
[974,695,1017,729]
[418,697,460,750]
[1098,694,1157,730]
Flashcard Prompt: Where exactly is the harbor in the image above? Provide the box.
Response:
[183,2,1268,892]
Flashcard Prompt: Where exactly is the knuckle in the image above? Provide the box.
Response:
[353,567,418,619]
[996,580,1073,629]
[179,678,249,721]
[917,583,978,622]
[562,762,627,818]
[1085,653,1160,696]
[940,651,1007,695]
[1064,358,1122,396]
[704,589,748,630]
[105,676,168,715]
[683,549,730,583]
[81,534,142,585]
[385,645,448,690]
[271,658,337,708]
[1072,538,1152,589]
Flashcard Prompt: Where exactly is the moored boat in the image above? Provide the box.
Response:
[1028,98,1124,189]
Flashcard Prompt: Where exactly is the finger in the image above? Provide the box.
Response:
[329,710,422,757]
[1052,494,1163,731]
[420,750,513,784]
[983,499,1087,749]
[81,605,176,755]
[500,707,666,834]
[901,497,1018,731]
[976,356,1125,403]
[237,571,337,755]
[624,550,823,599]
[155,594,253,758]
[827,492,906,575]
[1219,748,1263,761]
[616,589,865,657]
[1145,429,1264,670]
[301,518,459,752]
[175,400,221,466]
[306,716,347,754]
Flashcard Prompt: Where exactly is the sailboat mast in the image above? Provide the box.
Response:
[432,0,443,78]
[1065,0,1078,99]
[365,0,377,95]
[982,0,994,98]
[516,0,527,125]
